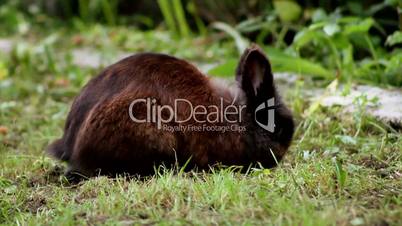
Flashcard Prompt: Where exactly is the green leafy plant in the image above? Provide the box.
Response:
[157,0,191,37]
[207,46,332,79]
[77,0,118,25]
[209,22,331,78]
[273,0,302,23]
[386,31,402,46]
[332,158,348,190]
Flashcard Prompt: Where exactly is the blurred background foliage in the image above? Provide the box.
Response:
[0,0,401,87]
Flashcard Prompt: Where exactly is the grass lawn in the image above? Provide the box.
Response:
[0,26,401,225]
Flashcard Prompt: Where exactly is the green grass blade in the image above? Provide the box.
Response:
[172,0,191,37]
[78,0,90,23]
[212,22,249,54]
[100,0,117,26]
[157,0,178,35]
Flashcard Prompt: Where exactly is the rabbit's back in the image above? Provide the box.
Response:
[49,53,221,174]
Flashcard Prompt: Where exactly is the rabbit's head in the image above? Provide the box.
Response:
[235,45,294,167]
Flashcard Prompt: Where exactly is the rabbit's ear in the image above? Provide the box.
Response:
[236,44,275,106]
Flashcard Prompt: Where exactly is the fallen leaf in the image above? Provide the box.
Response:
[54,78,70,87]
[0,62,8,80]
[72,35,84,46]
[0,126,8,135]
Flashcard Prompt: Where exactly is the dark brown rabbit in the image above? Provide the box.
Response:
[47,44,294,180]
